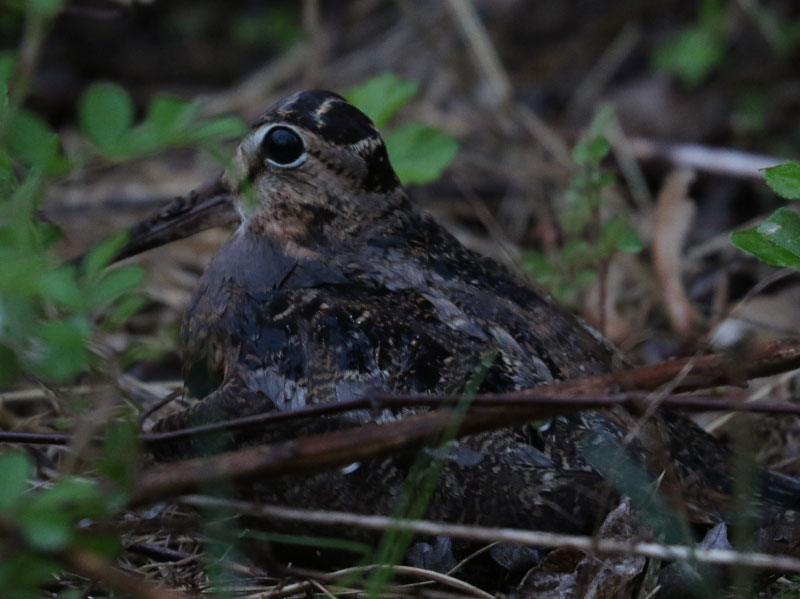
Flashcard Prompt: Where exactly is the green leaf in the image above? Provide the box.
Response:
[6,109,59,169]
[730,219,800,270]
[572,135,610,165]
[0,452,32,511]
[763,162,800,200]
[33,317,91,380]
[79,82,134,151]
[0,553,60,599]
[82,231,129,280]
[653,26,725,86]
[89,265,144,307]
[187,116,247,143]
[384,122,458,185]
[755,208,800,256]
[587,103,616,138]
[37,266,84,311]
[145,95,195,142]
[600,217,642,253]
[345,73,419,128]
[101,293,146,330]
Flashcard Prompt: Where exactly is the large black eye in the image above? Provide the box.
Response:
[262,126,305,166]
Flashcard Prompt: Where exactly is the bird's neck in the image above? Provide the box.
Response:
[242,189,411,256]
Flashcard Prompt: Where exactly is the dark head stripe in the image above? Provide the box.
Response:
[362,143,400,192]
[255,90,379,146]
[253,90,401,193]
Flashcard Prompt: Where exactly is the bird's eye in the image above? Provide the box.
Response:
[262,126,305,167]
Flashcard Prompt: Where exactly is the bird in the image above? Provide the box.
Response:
[151,90,800,576]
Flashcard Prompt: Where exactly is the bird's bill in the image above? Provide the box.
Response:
[82,173,239,266]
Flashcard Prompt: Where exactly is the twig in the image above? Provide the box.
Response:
[177,495,800,575]
[628,137,786,180]
[6,337,800,447]
[565,23,641,120]
[3,390,800,449]
[302,0,323,88]
[443,0,511,107]
[305,564,493,599]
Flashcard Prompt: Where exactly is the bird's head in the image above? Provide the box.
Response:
[224,90,405,246]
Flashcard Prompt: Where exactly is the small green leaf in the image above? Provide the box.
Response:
[572,135,610,165]
[730,228,800,269]
[33,317,91,380]
[6,109,59,168]
[102,294,146,330]
[384,122,458,185]
[82,231,129,279]
[600,217,642,253]
[146,95,197,141]
[89,266,144,307]
[37,266,84,311]
[763,162,800,200]
[79,82,134,151]
[0,452,32,510]
[345,73,419,128]
[187,116,247,143]
[18,513,71,551]
[756,207,800,256]
[653,27,725,86]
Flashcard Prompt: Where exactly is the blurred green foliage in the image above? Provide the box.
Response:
[346,73,458,185]
[79,82,246,160]
[522,104,641,306]
[229,3,302,49]
[652,0,725,86]
[0,1,246,595]
[653,0,800,87]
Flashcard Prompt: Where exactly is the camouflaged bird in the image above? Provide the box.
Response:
[153,91,800,570]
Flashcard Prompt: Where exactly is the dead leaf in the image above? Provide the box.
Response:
[517,499,646,599]
[652,170,705,336]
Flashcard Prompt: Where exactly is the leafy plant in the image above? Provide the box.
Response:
[78,82,245,160]
[345,72,458,185]
[0,1,246,595]
[731,162,800,268]
[521,105,641,306]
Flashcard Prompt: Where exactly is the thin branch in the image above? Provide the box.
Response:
[443,0,511,107]
[178,495,800,575]
[3,391,800,448]
[628,137,786,180]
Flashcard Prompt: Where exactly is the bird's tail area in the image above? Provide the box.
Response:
[759,469,800,512]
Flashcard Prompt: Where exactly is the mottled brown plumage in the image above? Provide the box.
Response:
[154,91,799,573]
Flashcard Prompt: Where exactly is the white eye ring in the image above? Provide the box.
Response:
[259,124,308,169]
